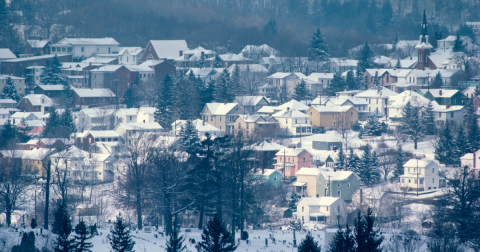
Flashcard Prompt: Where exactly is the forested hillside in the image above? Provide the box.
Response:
[1,0,478,56]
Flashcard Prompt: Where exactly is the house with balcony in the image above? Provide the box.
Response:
[400,158,441,191]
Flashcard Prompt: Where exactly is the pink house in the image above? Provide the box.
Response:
[274,148,313,177]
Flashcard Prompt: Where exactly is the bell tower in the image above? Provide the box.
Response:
[415,10,433,70]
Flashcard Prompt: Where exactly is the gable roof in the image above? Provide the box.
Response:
[191,119,222,132]
[310,105,354,113]
[296,167,322,176]
[118,47,143,56]
[35,85,65,91]
[277,99,310,111]
[299,197,341,206]
[267,72,292,79]
[0,48,16,60]
[57,38,119,45]
[251,140,285,151]
[149,40,189,59]
[272,109,309,118]
[21,94,54,106]
[27,40,50,48]
[424,89,460,98]
[319,168,359,181]
[204,103,239,115]
[275,148,311,157]
[234,96,269,106]
[355,88,398,98]
[73,88,115,98]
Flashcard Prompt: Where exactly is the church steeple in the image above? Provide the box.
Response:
[421,9,428,43]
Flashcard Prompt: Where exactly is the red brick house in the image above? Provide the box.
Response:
[140,60,176,81]
[72,88,116,108]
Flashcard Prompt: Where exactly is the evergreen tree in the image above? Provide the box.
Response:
[354,208,383,252]
[453,33,465,52]
[155,74,175,128]
[358,145,380,186]
[263,19,278,36]
[435,121,454,165]
[11,231,38,252]
[293,80,310,101]
[334,147,346,171]
[379,0,393,27]
[464,98,480,152]
[308,28,330,61]
[452,125,468,165]
[198,53,207,68]
[423,101,436,135]
[357,43,375,74]
[354,68,365,90]
[166,225,188,252]
[53,204,77,252]
[399,102,423,150]
[60,109,76,137]
[179,120,201,156]
[395,58,401,69]
[109,215,135,252]
[201,79,215,105]
[74,220,93,252]
[431,72,443,88]
[298,233,321,252]
[393,145,404,179]
[458,23,476,41]
[325,72,345,96]
[0,77,20,101]
[196,214,237,252]
[328,225,355,252]
[214,69,234,102]
[31,218,37,229]
[362,116,383,137]
[372,73,380,88]
[346,148,361,173]
[213,54,222,68]
[62,81,74,108]
[40,56,66,85]
[289,192,300,211]
[43,109,60,138]
[345,71,357,90]
[230,65,242,95]
[392,34,399,52]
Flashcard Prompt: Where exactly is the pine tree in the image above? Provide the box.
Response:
[346,149,361,174]
[40,56,66,85]
[298,233,321,252]
[464,98,480,152]
[354,208,383,252]
[53,204,77,252]
[74,220,93,252]
[363,116,383,137]
[328,225,355,252]
[230,65,242,95]
[355,68,365,90]
[325,72,345,96]
[166,225,188,252]
[289,192,300,211]
[179,120,201,156]
[423,101,436,135]
[62,82,74,108]
[431,72,443,88]
[372,73,380,88]
[435,121,454,165]
[452,125,468,165]
[42,109,60,138]
[357,43,375,74]
[293,80,310,101]
[0,77,20,101]
[263,19,278,37]
[109,215,135,252]
[31,218,37,229]
[393,145,404,179]
[453,33,465,52]
[214,69,233,102]
[213,54,222,68]
[198,53,207,68]
[196,214,237,252]
[395,58,401,69]
[392,34,399,52]
[308,28,330,61]
[358,145,380,186]
[399,102,423,150]
[60,109,76,138]
[201,79,215,105]
[334,147,346,171]
[345,71,357,90]
[155,74,175,129]
[11,231,38,252]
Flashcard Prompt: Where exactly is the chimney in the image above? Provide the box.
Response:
[446,104,451,109]
[201,51,205,57]
[439,90,442,96]
[287,107,290,111]
[224,100,227,105]
[202,120,205,126]
[179,50,183,57]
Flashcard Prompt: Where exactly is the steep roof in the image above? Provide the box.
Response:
[76,130,120,138]
[319,168,359,181]
[118,47,143,56]
[267,72,292,79]
[0,48,16,60]
[227,64,268,73]
[21,94,54,106]
[296,167,322,176]
[117,122,163,130]
[219,53,252,61]
[299,197,341,206]
[424,89,459,98]
[251,140,285,151]
[310,105,354,113]
[191,119,222,132]
[73,88,115,98]
[235,96,268,106]
[355,88,398,98]
[149,40,189,59]
[275,148,311,157]
[26,40,50,48]
[272,109,309,118]
[403,158,438,168]
[204,103,239,115]
[277,100,310,111]
[35,85,64,91]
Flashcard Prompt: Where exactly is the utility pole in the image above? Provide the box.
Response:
[327,175,332,197]
[283,149,286,180]
[416,156,420,197]
[427,73,431,90]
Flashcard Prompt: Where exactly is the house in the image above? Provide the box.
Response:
[234,115,279,138]
[72,88,116,108]
[125,65,155,81]
[462,86,478,99]
[433,105,465,128]
[0,48,17,62]
[16,138,68,151]
[77,108,115,131]
[325,96,369,120]
[460,150,480,170]
[388,82,424,93]
[137,107,156,124]
[295,197,347,226]
[234,96,270,113]
[200,102,245,133]
[175,46,216,72]
[73,130,121,151]
[0,148,57,176]
[355,88,398,117]
[249,140,285,170]
[114,122,163,140]
[437,35,475,52]
[50,38,120,59]
[89,65,133,91]
[363,69,399,87]
[24,40,51,55]
[253,169,283,187]
[307,73,334,96]
[265,72,305,102]
[306,105,358,130]
[387,91,435,125]
[240,44,279,62]
[118,47,144,65]
[172,119,224,138]
[273,148,313,177]
[25,66,44,87]
[114,108,139,124]
[185,68,221,82]
[61,62,99,88]
[311,138,342,151]
[0,75,26,96]
[82,54,118,65]
[33,85,65,99]
[385,59,417,69]
[139,60,176,81]
[213,53,253,68]
[422,89,464,105]
[272,109,312,136]
[400,158,441,191]
[227,64,269,90]
[0,98,16,108]
[295,168,360,202]
[329,58,358,73]
[18,94,54,114]
[0,54,72,78]
[140,40,189,62]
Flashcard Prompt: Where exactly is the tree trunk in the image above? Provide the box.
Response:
[136,190,143,230]
[165,210,172,236]
[198,205,204,230]
[6,200,11,227]
[240,165,245,239]
[414,139,417,150]
[44,161,51,230]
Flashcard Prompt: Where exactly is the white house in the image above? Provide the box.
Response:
[355,88,398,117]
[295,197,347,226]
[141,40,189,61]
[172,119,224,138]
[114,108,139,124]
[114,122,163,140]
[460,150,480,170]
[387,91,436,123]
[400,158,441,191]
[432,105,465,128]
[77,108,115,131]
[272,109,311,136]
[50,38,120,58]
[137,107,156,124]
[118,47,143,65]
[437,35,475,52]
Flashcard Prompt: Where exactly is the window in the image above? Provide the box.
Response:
[420,178,424,184]
[408,179,411,183]
[129,116,132,121]
[433,168,434,173]
[350,112,353,117]
[347,182,350,187]
[303,157,306,162]
[439,112,441,117]
[326,207,329,211]
[81,47,84,52]
[337,190,341,197]
[433,178,435,183]
[402,179,405,183]
[302,206,304,212]
[274,176,277,181]
[337,182,340,188]
[451,112,454,118]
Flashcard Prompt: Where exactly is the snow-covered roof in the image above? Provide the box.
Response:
[308,73,334,82]
[56,37,119,46]
[139,107,156,114]
[330,58,358,67]
[118,47,143,56]
[88,65,123,72]
[185,68,220,78]
[125,65,155,72]
[0,148,56,160]
[250,140,285,151]
[35,85,64,91]
[276,100,310,111]
[364,69,399,77]
[318,168,359,181]
[373,56,391,65]
[355,88,398,98]
[21,94,54,106]
[235,96,268,106]
[275,148,311,157]
[267,72,292,79]
[438,35,471,43]
[204,103,239,115]
[0,75,25,80]
[149,40,189,60]
[82,57,117,64]
[219,53,252,61]
[117,122,163,130]
[76,130,120,138]
[403,158,438,168]
[296,168,322,176]
[389,91,435,109]
[299,197,341,206]
[10,112,43,120]
[79,108,115,117]
[191,119,222,132]
[432,105,464,112]
[240,44,279,56]
[0,98,17,104]
[139,60,168,68]
[227,64,268,73]
[423,89,459,98]
[255,169,280,176]
[310,105,354,113]
[0,48,16,60]
[51,146,89,159]
[273,109,309,118]
[73,88,115,97]
[115,108,138,116]
[328,97,368,106]
[27,40,50,48]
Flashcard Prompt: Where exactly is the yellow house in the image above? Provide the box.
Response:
[306,105,358,130]
[234,115,279,138]
[0,148,57,176]
[201,102,245,133]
